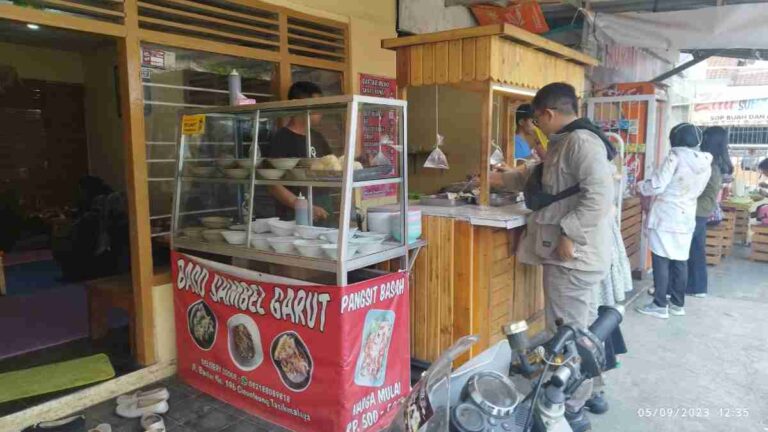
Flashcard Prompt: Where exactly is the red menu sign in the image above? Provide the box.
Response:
[359,74,399,200]
[173,252,410,432]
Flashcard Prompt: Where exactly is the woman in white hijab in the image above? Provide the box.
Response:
[635,123,712,319]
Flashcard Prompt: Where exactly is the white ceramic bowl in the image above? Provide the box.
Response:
[202,229,225,243]
[350,236,385,254]
[290,168,308,180]
[221,230,247,245]
[321,243,359,260]
[367,212,394,234]
[180,226,206,240]
[191,166,217,177]
[224,168,250,179]
[293,239,328,258]
[252,217,279,233]
[268,236,297,254]
[354,232,388,242]
[250,233,277,251]
[216,157,236,168]
[269,158,300,170]
[318,228,359,244]
[227,314,263,371]
[268,219,296,236]
[201,216,233,229]
[256,169,286,180]
[295,225,333,240]
[236,158,263,169]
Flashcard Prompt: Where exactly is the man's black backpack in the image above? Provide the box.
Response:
[523,164,580,211]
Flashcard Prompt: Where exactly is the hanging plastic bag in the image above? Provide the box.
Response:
[489,139,505,167]
[424,134,449,169]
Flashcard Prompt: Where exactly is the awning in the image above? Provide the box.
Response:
[593,4,768,51]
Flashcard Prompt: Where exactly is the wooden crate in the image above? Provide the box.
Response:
[621,197,643,263]
[751,225,768,262]
[723,205,751,244]
[705,229,724,266]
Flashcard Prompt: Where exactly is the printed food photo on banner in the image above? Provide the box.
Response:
[355,310,395,387]
[271,331,313,392]
[227,314,263,371]
[188,300,217,351]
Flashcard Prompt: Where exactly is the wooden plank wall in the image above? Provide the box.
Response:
[395,35,585,92]
[411,215,544,363]
[621,197,642,268]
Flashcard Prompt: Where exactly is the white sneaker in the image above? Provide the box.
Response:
[116,388,169,405]
[668,304,686,316]
[141,413,166,432]
[692,293,707,298]
[115,398,169,419]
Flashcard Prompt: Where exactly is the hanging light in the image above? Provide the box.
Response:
[26,23,40,30]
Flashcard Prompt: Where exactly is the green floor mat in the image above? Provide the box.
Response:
[0,354,115,403]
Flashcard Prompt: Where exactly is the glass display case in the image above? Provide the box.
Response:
[171,95,409,285]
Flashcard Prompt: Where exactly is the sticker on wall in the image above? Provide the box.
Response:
[141,67,152,80]
[182,114,206,136]
[141,48,176,70]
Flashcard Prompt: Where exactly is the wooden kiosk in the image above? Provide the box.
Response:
[382,24,598,363]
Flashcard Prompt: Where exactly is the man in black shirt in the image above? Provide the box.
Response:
[263,81,331,221]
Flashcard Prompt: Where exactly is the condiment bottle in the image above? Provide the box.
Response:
[295,193,309,225]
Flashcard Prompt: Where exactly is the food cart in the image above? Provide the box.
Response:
[170,95,416,432]
[381,24,598,363]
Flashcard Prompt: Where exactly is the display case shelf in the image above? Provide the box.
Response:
[178,176,402,188]
[174,237,418,273]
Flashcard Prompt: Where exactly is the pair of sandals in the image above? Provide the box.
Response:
[115,388,170,431]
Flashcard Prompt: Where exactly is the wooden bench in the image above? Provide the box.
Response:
[84,274,134,354]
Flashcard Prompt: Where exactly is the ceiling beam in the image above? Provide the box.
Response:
[651,52,716,83]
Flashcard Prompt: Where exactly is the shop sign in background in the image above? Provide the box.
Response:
[173,252,410,432]
[359,74,399,200]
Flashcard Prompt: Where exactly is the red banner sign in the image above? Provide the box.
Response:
[172,252,410,432]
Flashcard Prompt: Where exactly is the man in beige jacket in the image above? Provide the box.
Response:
[491,83,615,432]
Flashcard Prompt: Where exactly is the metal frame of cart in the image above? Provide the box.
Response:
[171,95,416,285]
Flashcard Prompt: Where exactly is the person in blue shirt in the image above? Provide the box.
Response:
[514,103,540,159]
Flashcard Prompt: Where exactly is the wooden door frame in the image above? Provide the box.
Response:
[3,0,351,367]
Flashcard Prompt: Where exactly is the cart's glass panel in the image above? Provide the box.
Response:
[142,43,276,270]
[172,98,411,275]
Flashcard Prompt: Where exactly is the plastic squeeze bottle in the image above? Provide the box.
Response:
[295,193,309,225]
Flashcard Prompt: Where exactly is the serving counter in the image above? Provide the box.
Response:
[406,203,543,365]
[382,24,598,365]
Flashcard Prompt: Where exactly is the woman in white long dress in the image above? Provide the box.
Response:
[635,123,712,319]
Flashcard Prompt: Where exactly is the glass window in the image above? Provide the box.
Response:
[141,44,277,271]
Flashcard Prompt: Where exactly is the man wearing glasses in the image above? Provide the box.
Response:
[491,82,616,432]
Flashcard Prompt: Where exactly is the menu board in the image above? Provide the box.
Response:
[359,74,399,200]
[173,252,410,432]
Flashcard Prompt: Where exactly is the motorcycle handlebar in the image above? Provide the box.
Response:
[588,305,624,342]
